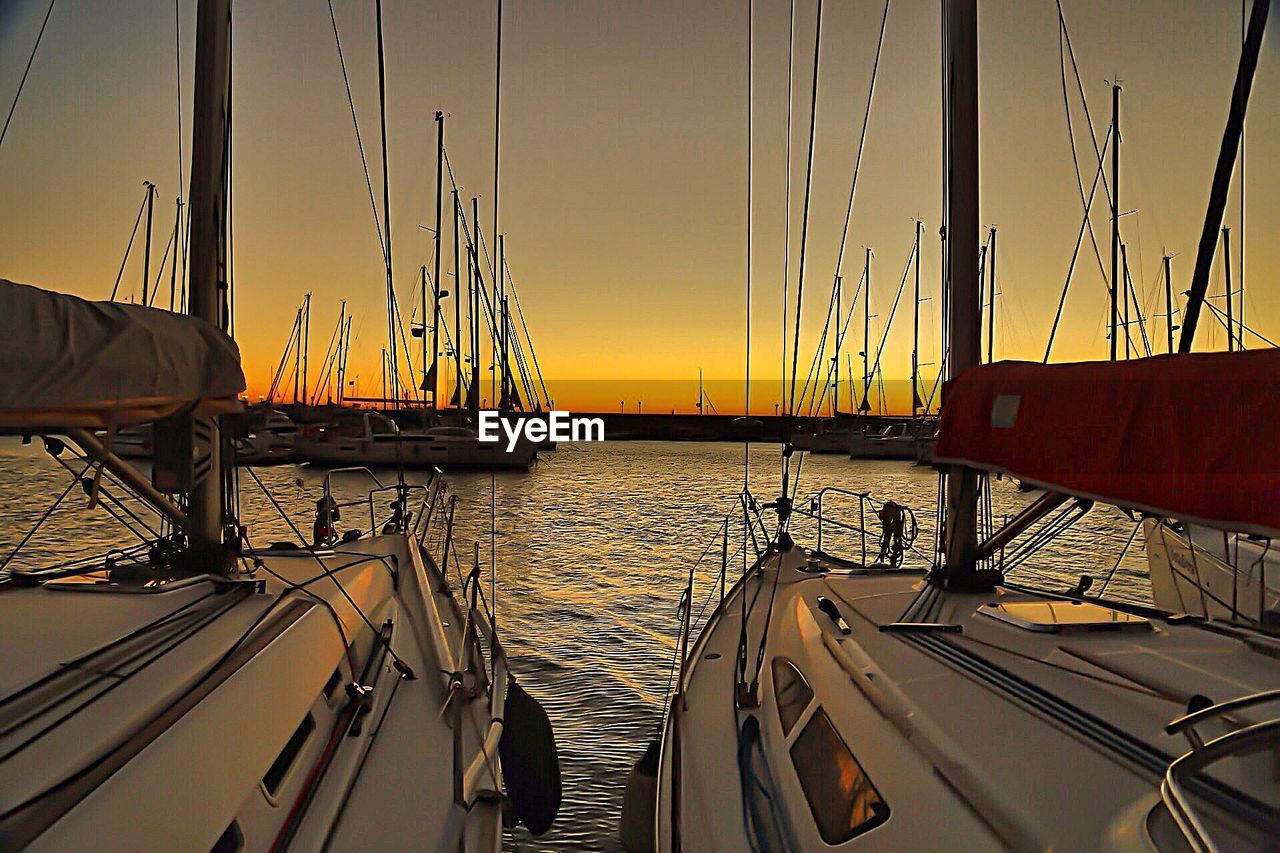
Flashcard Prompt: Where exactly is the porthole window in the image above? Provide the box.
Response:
[789,708,889,843]
[771,657,813,736]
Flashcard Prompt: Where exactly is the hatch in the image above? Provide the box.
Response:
[979,599,1151,633]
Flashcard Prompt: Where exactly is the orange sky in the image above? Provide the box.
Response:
[1,1,1275,414]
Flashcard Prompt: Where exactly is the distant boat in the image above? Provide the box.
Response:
[1144,519,1280,623]
[296,411,537,470]
[848,422,917,459]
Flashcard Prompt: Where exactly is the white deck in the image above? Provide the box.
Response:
[0,533,503,851]
[660,546,1280,850]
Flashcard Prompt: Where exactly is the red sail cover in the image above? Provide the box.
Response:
[933,351,1280,538]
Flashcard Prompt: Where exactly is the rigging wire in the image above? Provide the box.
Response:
[327,0,386,260]
[108,188,151,301]
[780,0,795,415]
[174,0,184,206]
[0,0,55,153]
[786,0,823,417]
[824,0,891,347]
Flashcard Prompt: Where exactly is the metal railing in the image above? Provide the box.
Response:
[1161,689,1280,851]
[794,486,919,567]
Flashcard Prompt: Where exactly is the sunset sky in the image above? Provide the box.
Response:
[1,0,1275,413]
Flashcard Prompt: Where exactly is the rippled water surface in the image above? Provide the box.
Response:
[0,439,1151,849]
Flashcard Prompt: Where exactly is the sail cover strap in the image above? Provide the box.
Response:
[933,352,1280,538]
[0,279,245,429]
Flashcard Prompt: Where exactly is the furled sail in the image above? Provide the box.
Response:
[0,279,245,429]
[933,351,1280,538]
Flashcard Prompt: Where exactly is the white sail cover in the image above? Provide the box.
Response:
[0,279,245,429]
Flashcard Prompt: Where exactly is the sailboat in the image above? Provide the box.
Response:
[629,2,1280,850]
[0,1,559,848]
[294,47,542,473]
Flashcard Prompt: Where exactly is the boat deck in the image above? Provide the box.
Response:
[661,546,1280,850]
[0,535,502,850]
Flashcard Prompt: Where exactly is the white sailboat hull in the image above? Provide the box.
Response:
[1143,519,1280,624]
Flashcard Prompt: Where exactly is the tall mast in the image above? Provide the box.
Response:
[301,292,310,403]
[169,198,183,310]
[976,241,986,355]
[469,196,482,415]
[292,307,301,404]
[1180,0,1269,352]
[333,301,347,404]
[186,0,232,553]
[939,0,982,587]
[374,0,396,409]
[431,110,444,410]
[498,236,508,410]
[1222,228,1234,351]
[860,247,871,414]
[987,225,996,363]
[142,181,156,304]
[452,189,462,406]
[1109,82,1120,361]
[832,275,841,417]
[1163,254,1175,354]
[911,219,921,419]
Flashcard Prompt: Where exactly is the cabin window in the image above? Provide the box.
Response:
[771,657,813,736]
[210,820,243,853]
[263,713,316,797]
[789,708,889,843]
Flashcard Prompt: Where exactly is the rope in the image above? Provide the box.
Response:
[0,0,55,153]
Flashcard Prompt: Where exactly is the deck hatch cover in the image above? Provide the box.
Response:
[979,600,1151,633]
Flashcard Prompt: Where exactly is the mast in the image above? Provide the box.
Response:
[185,0,232,554]
[169,197,183,310]
[1109,82,1120,361]
[498,235,509,410]
[986,225,996,363]
[301,292,310,403]
[338,315,352,405]
[469,197,482,415]
[374,0,396,411]
[431,110,444,409]
[292,307,301,404]
[832,275,841,416]
[331,301,347,404]
[939,0,983,587]
[1163,254,1175,354]
[142,181,156,304]
[1180,0,1269,352]
[452,189,462,406]
[911,219,921,419]
[860,247,871,414]
[1223,228,1234,351]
